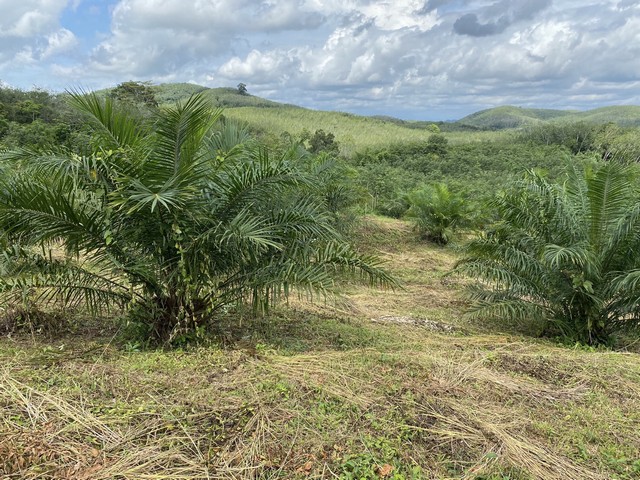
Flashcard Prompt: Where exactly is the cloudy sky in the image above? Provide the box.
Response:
[0,0,639,120]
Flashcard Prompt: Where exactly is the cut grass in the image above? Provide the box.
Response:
[1,217,639,479]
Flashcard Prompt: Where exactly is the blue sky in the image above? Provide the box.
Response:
[0,0,639,120]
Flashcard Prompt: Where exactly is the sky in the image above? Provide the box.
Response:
[0,0,639,120]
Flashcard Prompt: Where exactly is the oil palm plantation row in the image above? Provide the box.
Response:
[0,92,392,342]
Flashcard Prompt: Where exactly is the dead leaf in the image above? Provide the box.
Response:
[378,463,394,478]
[296,460,314,475]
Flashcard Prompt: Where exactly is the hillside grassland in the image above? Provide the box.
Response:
[224,106,511,153]
[456,105,640,130]
[2,217,639,480]
[147,83,640,134]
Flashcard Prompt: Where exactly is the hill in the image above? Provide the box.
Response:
[568,105,640,126]
[148,83,501,152]
[459,105,640,129]
[95,83,640,146]
[151,83,640,133]
[152,83,297,109]
[458,106,576,129]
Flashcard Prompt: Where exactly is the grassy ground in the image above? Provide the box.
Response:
[1,217,639,479]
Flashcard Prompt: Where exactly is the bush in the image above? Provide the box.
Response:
[455,162,640,344]
[0,92,393,343]
[405,183,471,245]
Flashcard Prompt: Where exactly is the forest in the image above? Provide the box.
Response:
[1,82,639,479]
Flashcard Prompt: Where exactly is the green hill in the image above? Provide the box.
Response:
[99,83,640,142]
[149,83,497,152]
[150,82,207,104]
[152,83,295,109]
[459,105,640,129]
[567,105,640,126]
[458,106,576,129]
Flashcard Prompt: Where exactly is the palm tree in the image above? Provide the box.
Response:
[405,183,471,245]
[0,92,392,342]
[454,162,640,344]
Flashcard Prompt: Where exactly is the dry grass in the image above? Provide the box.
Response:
[1,216,639,479]
[339,216,467,325]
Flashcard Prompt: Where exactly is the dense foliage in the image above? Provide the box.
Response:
[406,183,471,245]
[0,92,392,342]
[351,140,574,218]
[3,83,640,346]
[0,86,84,150]
[455,162,640,344]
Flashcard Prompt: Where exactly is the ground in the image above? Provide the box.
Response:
[1,217,639,479]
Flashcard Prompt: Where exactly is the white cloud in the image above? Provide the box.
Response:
[2,0,640,119]
[42,28,78,58]
[359,0,440,31]
[210,0,640,117]
[0,1,76,67]
[219,49,302,83]
[0,0,67,37]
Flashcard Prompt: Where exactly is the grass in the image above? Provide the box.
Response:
[224,107,509,154]
[458,106,576,129]
[1,217,640,479]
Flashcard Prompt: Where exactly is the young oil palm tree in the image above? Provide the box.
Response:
[405,183,471,245]
[0,92,392,341]
[454,162,640,344]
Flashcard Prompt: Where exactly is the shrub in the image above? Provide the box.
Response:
[0,92,393,343]
[454,162,640,344]
[405,183,471,245]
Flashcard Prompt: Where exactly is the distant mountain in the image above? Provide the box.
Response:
[457,106,576,129]
[568,106,640,126]
[99,83,640,133]
[369,115,483,132]
[458,105,640,129]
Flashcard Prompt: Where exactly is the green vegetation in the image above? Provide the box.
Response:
[570,105,640,126]
[455,163,640,344]
[109,81,158,108]
[0,92,391,343]
[1,217,639,479]
[459,105,640,129]
[0,86,82,150]
[1,82,640,479]
[459,106,577,129]
[406,183,472,245]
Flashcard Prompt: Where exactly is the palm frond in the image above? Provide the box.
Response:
[66,90,148,152]
[0,172,106,252]
[0,246,133,313]
[456,161,640,344]
[151,93,222,175]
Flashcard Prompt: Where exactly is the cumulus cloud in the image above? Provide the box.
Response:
[218,49,303,83]
[42,28,78,58]
[2,0,639,119]
[0,1,77,67]
[84,0,327,77]
[453,0,551,37]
